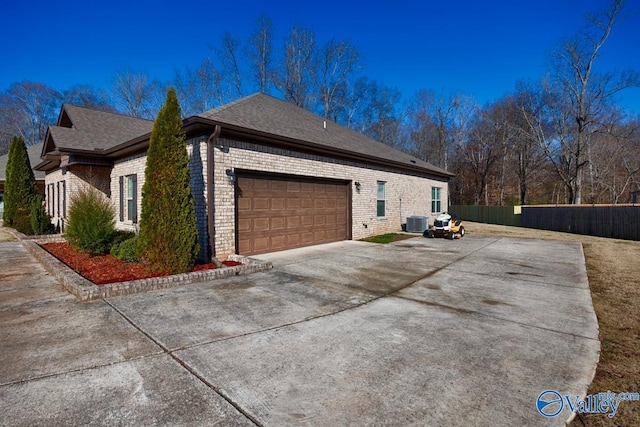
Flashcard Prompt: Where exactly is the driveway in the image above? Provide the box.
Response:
[0,231,599,426]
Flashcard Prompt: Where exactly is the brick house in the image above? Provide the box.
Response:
[36,93,453,259]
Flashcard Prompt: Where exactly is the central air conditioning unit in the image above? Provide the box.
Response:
[406,216,428,233]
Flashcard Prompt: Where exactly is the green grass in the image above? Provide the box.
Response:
[360,233,416,244]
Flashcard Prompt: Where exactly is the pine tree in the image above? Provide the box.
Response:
[137,88,200,273]
[3,136,38,233]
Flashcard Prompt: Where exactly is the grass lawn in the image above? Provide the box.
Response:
[463,221,639,426]
[360,233,417,244]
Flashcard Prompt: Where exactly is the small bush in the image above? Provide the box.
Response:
[30,195,55,235]
[65,186,116,256]
[110,236,139,263]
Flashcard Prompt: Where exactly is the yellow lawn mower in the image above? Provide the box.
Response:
[423,213,465,239]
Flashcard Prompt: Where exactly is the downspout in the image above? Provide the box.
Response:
[207,125,223,267]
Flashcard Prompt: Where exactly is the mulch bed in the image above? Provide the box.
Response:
[41,242,241,285]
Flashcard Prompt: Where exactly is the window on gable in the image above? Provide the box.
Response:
[377,181,386,217]
[432,187,442,213]
[119,174,137,223]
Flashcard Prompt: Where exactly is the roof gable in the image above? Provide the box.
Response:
[197,93,452,177]
[43,105,154,154]
[57,108,74,128]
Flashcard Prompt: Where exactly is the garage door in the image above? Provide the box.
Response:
[236,175,349,255]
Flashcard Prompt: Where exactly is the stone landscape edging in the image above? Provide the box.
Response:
[19,236,272,302]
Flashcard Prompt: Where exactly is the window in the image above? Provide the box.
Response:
[126,176,135,221]
[56,182,61,217]
[377,181,386,217]
[47,184,53,216]
[432,187,442,213]
[119,174,137,223]
[61,181,66,218]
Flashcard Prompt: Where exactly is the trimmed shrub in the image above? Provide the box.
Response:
[137,88,200,273]
[65,186,116,256]
[110,236,139,263]
[30,195,55,235]
[3,136,38,229]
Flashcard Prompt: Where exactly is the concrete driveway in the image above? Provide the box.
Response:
[0,231,599,426]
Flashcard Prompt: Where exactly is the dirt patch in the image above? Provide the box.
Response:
[41,242,241,286]
[0,228,18,242]
[465,221,640,426]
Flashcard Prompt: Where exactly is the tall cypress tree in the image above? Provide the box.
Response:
[3,136,38,232]
[137,88,199,273]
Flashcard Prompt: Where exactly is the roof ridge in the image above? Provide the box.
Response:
[63,104,154,123]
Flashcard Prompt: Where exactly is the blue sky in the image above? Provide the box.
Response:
[1,0,639,115]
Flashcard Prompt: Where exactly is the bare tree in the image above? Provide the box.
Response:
[337,77,374,129]
[214,32,244,100]
[545,0,639,203]
[274,25,317,109]
[245,14,274,93]
[62,85,116,112]
[317,38,361,120]
[111,69,161,119]
[174,58,224,116]
[447,95,478,205]
[406,90,462,170]
[406,89,436,161]
[0,81,60,148]
[461,101,509,205]
[360,82,403,148]
[589,117,640,203]
[512,83,549,204]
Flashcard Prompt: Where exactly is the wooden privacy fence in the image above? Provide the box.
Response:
[450,204,640,241]
[449,205,522,227]
[521,205,640,241]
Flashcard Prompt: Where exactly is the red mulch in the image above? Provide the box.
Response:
[41,242,242,285]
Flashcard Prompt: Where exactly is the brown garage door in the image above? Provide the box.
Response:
[236,175,350,255]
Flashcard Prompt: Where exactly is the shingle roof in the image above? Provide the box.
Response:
[0,142,45,182]
[197,93,453,177]
[47,105,153,152]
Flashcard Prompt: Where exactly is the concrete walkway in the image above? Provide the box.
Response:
[0,229,599,426]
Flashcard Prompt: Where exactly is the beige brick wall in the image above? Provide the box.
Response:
[212,138,449,258]
[111,151,146,233]
[44,165,111,232]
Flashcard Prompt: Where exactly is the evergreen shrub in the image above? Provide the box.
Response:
[3,136,37,230]
[65,186,115,256]
[30,195,55,235]
[137,88,199,273]
[110,236,139,263]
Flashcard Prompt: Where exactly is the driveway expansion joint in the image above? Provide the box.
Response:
[102,299,263,426]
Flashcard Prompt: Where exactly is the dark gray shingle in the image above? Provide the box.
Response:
[198,93,452,176]
[49,105,153,152]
